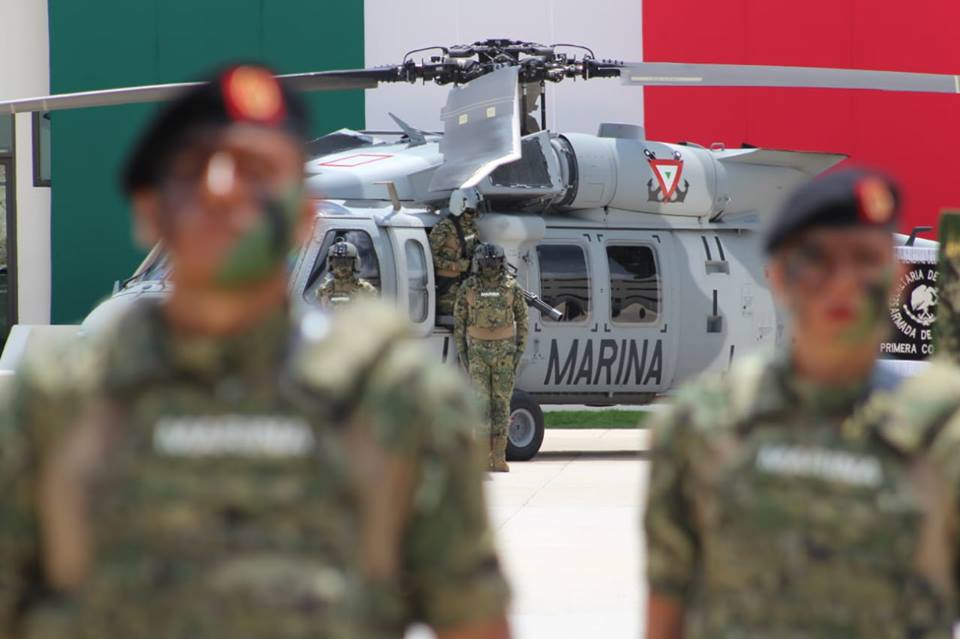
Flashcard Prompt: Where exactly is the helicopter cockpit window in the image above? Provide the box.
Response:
[405,240,429,323]
[302,230,381,305]
[136,252,172,284]
[607,245,660,324]
[537,244,590,323]
[119,249,171,290]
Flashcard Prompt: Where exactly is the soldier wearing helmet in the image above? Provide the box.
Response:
[454,242,528,472]
[430,188,482,321]
[315,237,377,308]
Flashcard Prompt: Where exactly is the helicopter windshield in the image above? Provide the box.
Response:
[118,242,304,291]
[302,229,381,305]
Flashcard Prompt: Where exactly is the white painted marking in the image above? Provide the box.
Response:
[630,75,703,83]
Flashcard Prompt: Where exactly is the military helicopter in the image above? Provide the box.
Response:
[2,39,957,459]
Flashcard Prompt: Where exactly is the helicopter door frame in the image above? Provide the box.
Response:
[288,216,394,317]
[384,226,435,337]
[516,233,596,401]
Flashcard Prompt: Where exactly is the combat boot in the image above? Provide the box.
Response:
[490,434,510,472]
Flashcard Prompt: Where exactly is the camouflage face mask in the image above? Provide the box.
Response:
[840,268,894,344]
[214,182,303,288]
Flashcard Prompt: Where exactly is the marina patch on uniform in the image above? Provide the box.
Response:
[756,444,883,487]
[154,415,315,458]
[480,291,501,298]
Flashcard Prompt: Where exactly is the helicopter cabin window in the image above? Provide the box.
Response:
[302,229,381,305]
[536,244,590,322]
[607,245,660,324]
[405,239,429,323]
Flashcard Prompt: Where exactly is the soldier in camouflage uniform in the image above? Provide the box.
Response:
[454,243,528,472]
[643,169,960,638]
[430,188,481,319]
[0,65,511,639]
[314,238,377,309]
[934,211,960,360]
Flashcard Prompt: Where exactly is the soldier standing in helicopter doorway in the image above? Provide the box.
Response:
[315,237,377,309]
[430,188,481,321]
[455,243,528,472]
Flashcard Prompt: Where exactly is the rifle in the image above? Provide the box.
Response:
[506,264,564,321]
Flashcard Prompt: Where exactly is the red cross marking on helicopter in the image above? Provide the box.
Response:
[318,153,393,168]
[648,158,684,202]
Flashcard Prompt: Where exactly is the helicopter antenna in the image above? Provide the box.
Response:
[387,112,427,146]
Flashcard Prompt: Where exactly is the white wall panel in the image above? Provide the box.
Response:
[364,0,643,135]
[0,0,51,323]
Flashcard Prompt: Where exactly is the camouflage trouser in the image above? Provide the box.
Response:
[466,337,517,439]
[436,280,460,317]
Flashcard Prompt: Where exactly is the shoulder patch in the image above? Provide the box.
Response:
[876,360,960,454]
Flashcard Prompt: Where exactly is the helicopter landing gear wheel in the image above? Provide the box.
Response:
[507,390,545,461]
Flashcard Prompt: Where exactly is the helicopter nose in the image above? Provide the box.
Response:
[305,170,361,200]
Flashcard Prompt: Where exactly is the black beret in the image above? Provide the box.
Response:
[764,167,901,254]
[122,64,309,194]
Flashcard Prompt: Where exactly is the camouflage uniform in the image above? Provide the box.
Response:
[315,273,377,309]
[934,211,960,361]
[454,272,528,469]
[429,213,478,316]
[646,348,960,638]
[0,299,509,638]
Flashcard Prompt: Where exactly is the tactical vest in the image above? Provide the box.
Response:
[327,278,357,304]
[33,303,417,638]
[320,277,373,307]
[465,278,516,340]
[674,355,960,637]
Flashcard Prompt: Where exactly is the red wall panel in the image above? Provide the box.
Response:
[643,0,960,235]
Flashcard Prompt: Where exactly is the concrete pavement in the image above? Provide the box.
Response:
[408,429,649,638]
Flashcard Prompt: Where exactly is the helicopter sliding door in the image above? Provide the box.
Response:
[517,229,677,405]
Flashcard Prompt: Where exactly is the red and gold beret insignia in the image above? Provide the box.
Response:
[856,176,895,225]
[222,66,286,125]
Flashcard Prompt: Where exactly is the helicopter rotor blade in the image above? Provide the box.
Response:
[618,62,960,94]
[0,69,384,115]
[429,65,522,192]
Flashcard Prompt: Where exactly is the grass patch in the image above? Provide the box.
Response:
[544,410,649,429]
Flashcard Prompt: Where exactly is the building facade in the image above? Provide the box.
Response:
[1,0,957,326]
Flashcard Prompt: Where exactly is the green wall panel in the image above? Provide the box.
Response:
[49,0,365,322]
